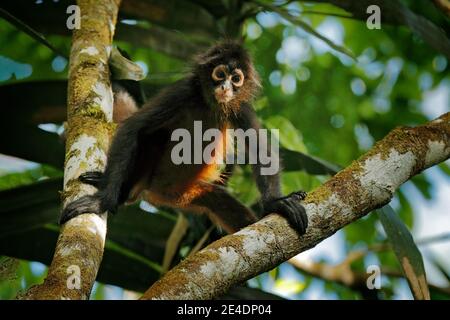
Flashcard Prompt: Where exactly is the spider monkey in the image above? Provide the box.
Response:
[60,40,308,235]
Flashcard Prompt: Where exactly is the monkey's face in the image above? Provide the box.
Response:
[195,41,261,113]
[211,64,245,104]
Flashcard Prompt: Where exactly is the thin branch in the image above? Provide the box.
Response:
[0,8,68,59]
[368,232,450,253]
[289,9,358,21]
[251,0,356,59]
[162,213,189,274]
[188,226,216,257]
[290,255,450,296]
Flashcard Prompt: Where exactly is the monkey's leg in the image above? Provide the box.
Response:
[60,97,179,225]
[189,185,257,234]
[215,163,235,187]
[235,103,308,235]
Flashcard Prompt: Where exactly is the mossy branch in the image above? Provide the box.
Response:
[142,113,450,300]
[21,0,121,300]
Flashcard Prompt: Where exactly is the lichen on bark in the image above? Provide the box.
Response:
[21,0,121,300]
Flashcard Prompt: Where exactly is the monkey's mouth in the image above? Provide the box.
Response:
[214,88,233,104]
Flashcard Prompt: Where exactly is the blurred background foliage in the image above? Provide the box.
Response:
[0,0,449,300]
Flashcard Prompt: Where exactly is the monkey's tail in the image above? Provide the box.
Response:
[79,171,103,188]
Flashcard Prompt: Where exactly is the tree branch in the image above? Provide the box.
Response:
[142,113,450,300]
[290,231,450,294]
[304,0,450,59]
[21,0,121,299]
[290,255,450,297]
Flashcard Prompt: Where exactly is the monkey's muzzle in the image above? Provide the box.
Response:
[214,80,233,104]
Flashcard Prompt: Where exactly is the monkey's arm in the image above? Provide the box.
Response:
[235,104,308,235]
[60,99,179,224]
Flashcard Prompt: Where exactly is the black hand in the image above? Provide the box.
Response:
[263,191,308,235]
[79,171,103,188]
[276,191,307,202]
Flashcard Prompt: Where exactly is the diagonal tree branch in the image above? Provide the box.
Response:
[21,0,121,300]
[142,113,450,300]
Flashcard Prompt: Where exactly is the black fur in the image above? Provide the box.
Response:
[60,41,308,235]
[60,77,194,224]
[262,191,308,234]
[233,104,308,234]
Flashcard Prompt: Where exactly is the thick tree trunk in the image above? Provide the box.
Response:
[21,0,121,300]
[142,113,449,300]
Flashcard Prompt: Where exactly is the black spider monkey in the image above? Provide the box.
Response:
[60,40,308,235]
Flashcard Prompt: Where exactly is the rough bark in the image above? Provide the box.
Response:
[142,113,450,300]
[21,0,121,300]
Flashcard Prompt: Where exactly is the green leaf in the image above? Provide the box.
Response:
[0,177,175,291]
[0,178,61,236]
[0,166,62,191]
[397,190,413,228]
[378,206,430,300]
[0,7,67,58]
[429,286,450,300]
[280,148,340,175]
[264,115,307,152]
[273,278,306,295]
[0,225,164,293]
[263,113,341,175]
[438,163,450,176]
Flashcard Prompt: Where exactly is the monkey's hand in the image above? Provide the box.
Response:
[262,191,308,235]
[59,193,115,225]
[79,171,103,188]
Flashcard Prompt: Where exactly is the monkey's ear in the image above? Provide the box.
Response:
[195,52,221,67]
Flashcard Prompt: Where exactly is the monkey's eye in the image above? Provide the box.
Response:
[212,65,227,81]
[231,69,244,87]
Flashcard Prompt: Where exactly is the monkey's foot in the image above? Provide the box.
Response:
[79,171,103,187]
[289,190,307,201]
[59,195,103,225]
[263,191,308,235]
